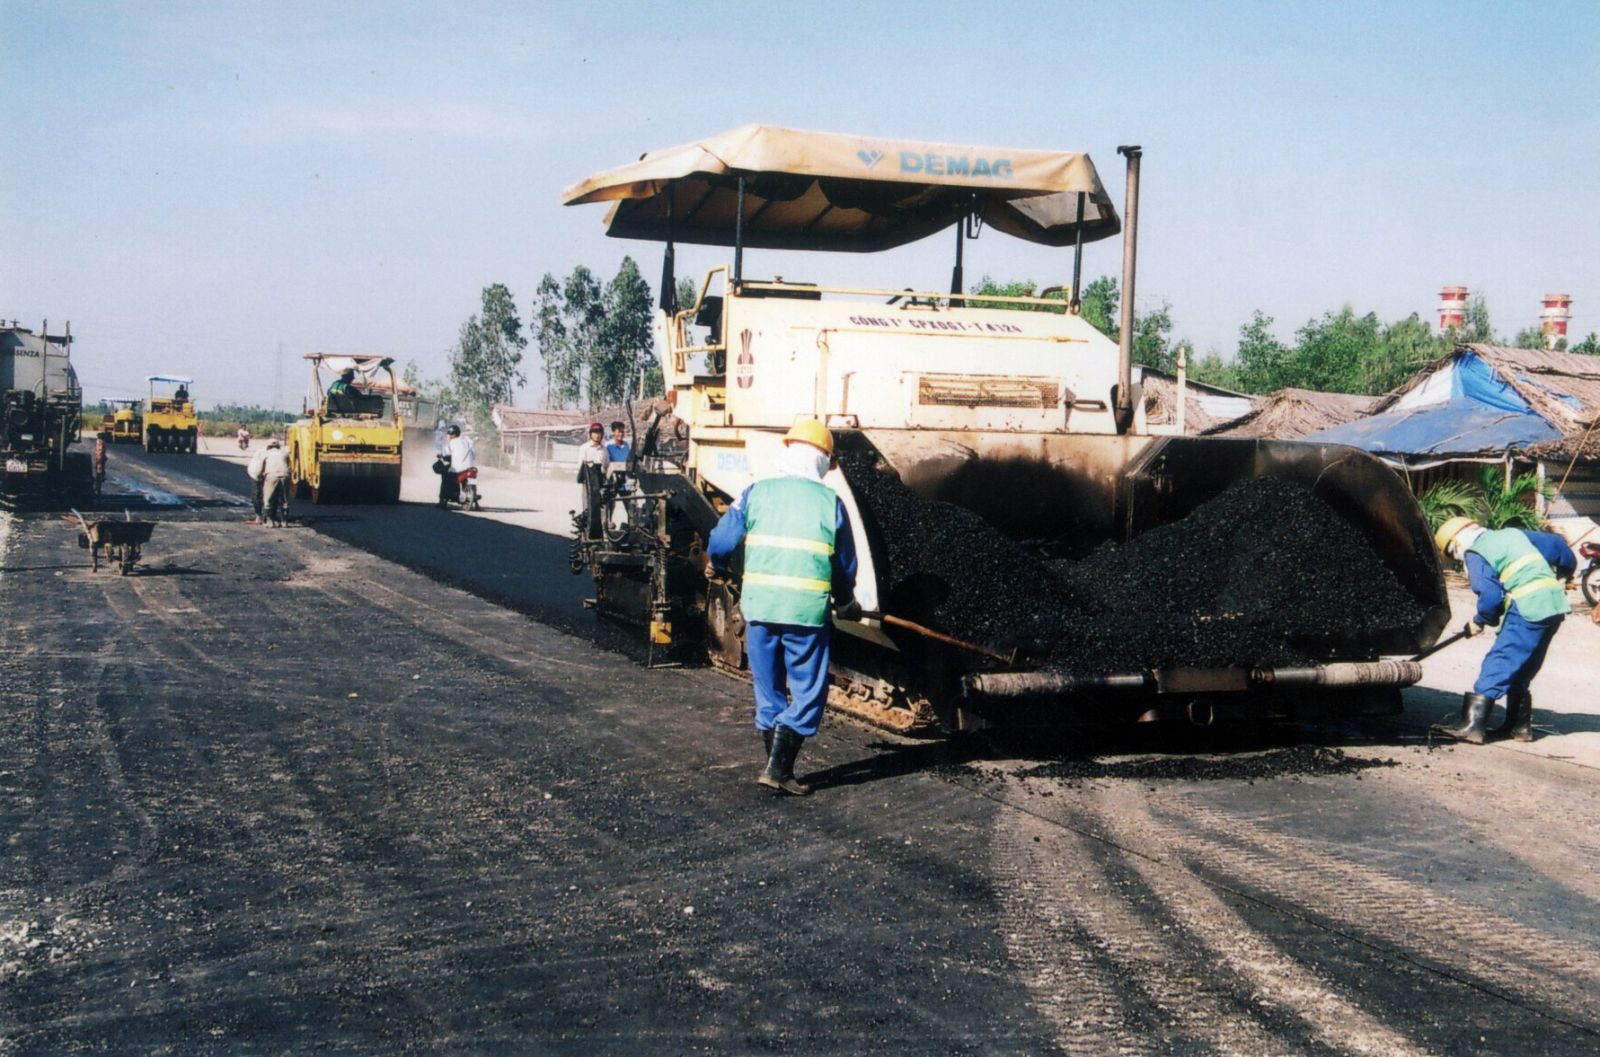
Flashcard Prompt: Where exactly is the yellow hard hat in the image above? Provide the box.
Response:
[783,418,834,457]
[1434,515,1478,555]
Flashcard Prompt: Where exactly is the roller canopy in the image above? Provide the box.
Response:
[146,375,193,385]
[305,354,394,374]
[562,124,1121,252]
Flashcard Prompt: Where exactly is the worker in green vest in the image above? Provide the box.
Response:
[706,420,860,795]
[1432,517,1575,743]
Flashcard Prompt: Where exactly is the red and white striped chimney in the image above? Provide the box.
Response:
[1437,286,1468,331]
[1540,293,1571,349]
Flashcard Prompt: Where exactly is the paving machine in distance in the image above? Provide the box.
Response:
[1,319,92,496]
[143,375,198,453]
[563,126,1450,734]
[288,354,403,504]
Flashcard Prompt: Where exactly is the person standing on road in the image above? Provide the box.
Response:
[438,424,476,508]
[605,420,632,489]
[1432,517,1575,743]
[577,422,610,480]
[246,440,272,523]
[260,438,291,527]
[706,420,860,796]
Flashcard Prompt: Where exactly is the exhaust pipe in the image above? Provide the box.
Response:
[1114,145,1141,435]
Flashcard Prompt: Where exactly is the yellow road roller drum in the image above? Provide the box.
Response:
[287,354,404,504]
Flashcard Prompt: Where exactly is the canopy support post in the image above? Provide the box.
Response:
[733,176,746,287]
[1070,192,1086,312]
[949,217,964,297]
[1114,146,1142,435]
[659,182,676,313]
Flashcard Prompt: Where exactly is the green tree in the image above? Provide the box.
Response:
[1453,290,1494,343]
[531,273,569,407]
[1369,313,1447,394]
[591,256,657,405]
[1288,305,1382,393]
[553,266,605,408]
[1570,332,1600,356]
[1233,311,1290,393]
[1078,275,1119,339]
[449,283,528,423]
[1511,325,1545,350]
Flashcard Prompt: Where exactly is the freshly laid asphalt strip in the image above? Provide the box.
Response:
[8,447,1594,1054]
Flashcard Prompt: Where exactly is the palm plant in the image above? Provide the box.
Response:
[1474,466,1552,531]
[1417,468,1553,533]
[1416,478,1479,532]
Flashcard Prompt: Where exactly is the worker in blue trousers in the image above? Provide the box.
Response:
[707,419,860,795]
[1432,516,1574,744]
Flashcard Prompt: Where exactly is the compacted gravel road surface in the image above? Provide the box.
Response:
[2,447,1598,1055]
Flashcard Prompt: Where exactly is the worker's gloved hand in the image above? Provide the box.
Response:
[834,596,863,621]
[1462,619,1487,639]
[705,565,730,586]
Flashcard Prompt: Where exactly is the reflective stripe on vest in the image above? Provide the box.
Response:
[1467,528,1570,623]
[740,477,838,627]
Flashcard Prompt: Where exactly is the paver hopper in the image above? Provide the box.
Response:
[563,126,1449,732]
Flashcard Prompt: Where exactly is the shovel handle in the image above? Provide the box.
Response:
[871,612,1017,666]
[1409,628,1469,662]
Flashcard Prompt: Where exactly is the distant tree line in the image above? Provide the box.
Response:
[970,275,1600,396]
[405,258,665,440]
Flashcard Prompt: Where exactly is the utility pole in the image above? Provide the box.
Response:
[272,341,284,416]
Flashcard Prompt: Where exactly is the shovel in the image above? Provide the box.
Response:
[863,611,1018,666]
[1409,626,1473,662]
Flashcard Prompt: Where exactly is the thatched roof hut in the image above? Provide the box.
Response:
[1207,388,1378,439]
[1136,368,1261,435]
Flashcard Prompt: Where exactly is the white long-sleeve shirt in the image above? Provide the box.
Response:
[261,447,290,479]
[446,436,476,472]
[247,447,270,481]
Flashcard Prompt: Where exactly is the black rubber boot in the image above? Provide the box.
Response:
[760,727,774,759]
[1494,690,1534,742]
[759,726,811,796]
[1434,692,1493,744]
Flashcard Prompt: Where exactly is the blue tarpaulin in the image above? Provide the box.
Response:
[1306,351,1564,454]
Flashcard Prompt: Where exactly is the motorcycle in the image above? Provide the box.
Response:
[433,455,481,511]
[1581,541,1600,607]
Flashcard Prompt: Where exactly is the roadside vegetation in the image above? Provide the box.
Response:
[970,275,1600,397]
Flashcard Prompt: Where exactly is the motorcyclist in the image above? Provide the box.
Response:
[437,425,477,508]
[237,425,251,450]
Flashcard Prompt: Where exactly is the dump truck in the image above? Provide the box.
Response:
[287,354,403,504]
[105,399,142,443]
[143,375,198,453]
[563,126,1449,733]
[1,319,93,495]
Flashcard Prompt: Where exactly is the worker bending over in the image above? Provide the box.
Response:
[707,420,859,795]
[1433,517,1574,743]
[258,439,291,527]
[246,441,271,522]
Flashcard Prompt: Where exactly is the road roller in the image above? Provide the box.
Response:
[288,353,403,504]
[562,125,1449,733]
[143,375,198,453]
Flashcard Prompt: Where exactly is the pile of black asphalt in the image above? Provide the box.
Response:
[839,453,1424,675]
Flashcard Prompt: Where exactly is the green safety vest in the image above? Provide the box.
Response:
[1467,528,1569,623]
[740,476,838,627]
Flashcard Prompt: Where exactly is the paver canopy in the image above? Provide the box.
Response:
[562,124,1121,252]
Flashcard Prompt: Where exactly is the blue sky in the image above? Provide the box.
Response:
[3,0,1596,406]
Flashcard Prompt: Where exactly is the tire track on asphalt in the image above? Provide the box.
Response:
[1082,784,1432,1057]
[991,809,1305,1057]
[1157,795,1600,1032]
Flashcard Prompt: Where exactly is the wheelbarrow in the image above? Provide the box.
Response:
[72,509,156,575]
